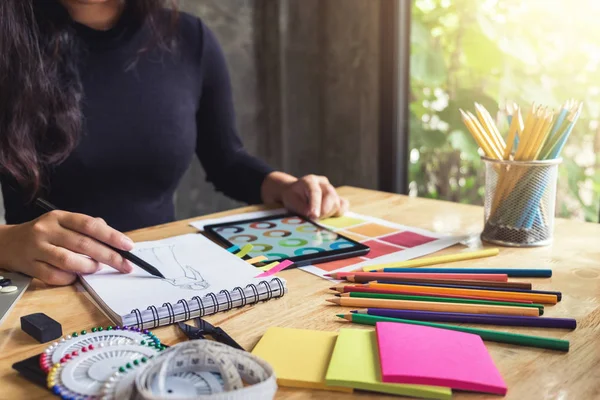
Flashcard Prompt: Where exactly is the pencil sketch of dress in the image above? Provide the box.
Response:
[135,245,210,290]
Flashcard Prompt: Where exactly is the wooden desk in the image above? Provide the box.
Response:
[1,186,599,399]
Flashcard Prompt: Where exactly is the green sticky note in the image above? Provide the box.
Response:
[325,329,452,399]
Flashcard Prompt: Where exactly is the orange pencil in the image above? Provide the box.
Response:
[326,272,508,282]
[367,283,558,304]
[326,297,539,316]
[328,284,534,303]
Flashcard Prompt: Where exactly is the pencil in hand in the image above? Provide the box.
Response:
[34,198,165,278]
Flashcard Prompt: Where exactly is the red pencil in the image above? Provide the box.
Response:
[326,272,508,282]
[328,285,534,304]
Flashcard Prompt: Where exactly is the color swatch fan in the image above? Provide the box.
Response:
[376,322,507,395]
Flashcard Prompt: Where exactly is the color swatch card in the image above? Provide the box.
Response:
[251,327,352,392]
[325,329,452,399]
[190,209,465,280]
[376,322,507,395]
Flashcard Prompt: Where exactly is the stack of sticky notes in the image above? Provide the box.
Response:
[252,323,506,397]
[376,322,507,395]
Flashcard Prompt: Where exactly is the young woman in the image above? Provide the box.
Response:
[0,0,348,285]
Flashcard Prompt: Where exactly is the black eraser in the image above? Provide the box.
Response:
[20,313,62,343]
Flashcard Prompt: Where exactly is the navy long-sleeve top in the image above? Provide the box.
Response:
[1,9,273,232]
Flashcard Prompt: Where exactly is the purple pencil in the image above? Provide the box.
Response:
[352,308,576,330]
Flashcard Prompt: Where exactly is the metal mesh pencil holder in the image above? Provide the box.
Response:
[481,157,561,247]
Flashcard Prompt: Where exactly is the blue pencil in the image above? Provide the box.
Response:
[371,268,552,278]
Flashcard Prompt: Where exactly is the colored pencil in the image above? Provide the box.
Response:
[368,283,558,304]
[337,292,544,313]
[361,248,500,272]
[371,268,552,278]
[326,297,540,317]
[337,313,569,352]
[352,308,575,330]
[326,272,508,282]
[370,277,532,289]
[375,281,558,299]
[329,285,535,304]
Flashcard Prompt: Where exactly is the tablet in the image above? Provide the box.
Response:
[204,213,370,267]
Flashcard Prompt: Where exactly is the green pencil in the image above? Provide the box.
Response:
[338,292,544,314]
[337,313,569,352]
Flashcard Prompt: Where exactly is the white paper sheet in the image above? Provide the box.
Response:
[80,233,265,317]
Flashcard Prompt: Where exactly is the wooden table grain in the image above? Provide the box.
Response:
[1,186,599,399]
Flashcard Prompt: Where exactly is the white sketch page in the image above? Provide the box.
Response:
[80,233,264,317]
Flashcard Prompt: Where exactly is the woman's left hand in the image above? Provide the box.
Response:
[262,172,349,220]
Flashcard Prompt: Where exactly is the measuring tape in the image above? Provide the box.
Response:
[135,341,277,400]
[43,326,277,399]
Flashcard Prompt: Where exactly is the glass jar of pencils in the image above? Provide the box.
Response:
[481,157,561,247]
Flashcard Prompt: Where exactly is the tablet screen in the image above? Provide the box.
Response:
[209,215,361,262]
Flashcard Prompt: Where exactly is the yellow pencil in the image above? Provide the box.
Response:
[360,248,500,272]
[515,104,537,160]
[460,110,502,159]
[532,111,554,160]
[475,103,506,153]
[468,111,503,158]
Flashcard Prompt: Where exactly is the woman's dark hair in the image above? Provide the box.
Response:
[0,0,177,197]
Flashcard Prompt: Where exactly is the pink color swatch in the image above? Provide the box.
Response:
[362,240,403,259]
[376,322,507,395]
[380,231,435,247]
[256,260,294,277]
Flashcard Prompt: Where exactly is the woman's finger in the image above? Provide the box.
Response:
[29,260,78,286]
[334,197,350,217]
[39,243,103,275]
[320,183,340,219]
[50,228,132,273]
[301,175,323,219]
[58,213,134,251]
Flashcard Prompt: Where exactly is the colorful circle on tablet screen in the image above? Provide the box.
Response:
[296,225,319,233]
[215,226,243,234]
[330,241,355,250]
[264,230,292,238]
[249,243,273,253]
[265,253,289,261]
[313,231,338,242]
[228,234,258,243]
[249,221,277,229]
[294,247,325,256]
[279,238,309,247]
[281,217,304,225]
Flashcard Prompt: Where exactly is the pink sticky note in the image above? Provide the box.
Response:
[256,260,294,277]
[376,322,507,395]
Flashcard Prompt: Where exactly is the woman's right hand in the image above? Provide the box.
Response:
[0,211,134,286]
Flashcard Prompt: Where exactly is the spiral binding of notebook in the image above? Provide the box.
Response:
[119,278,286,330]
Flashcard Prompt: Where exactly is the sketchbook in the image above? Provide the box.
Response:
[80,233,287,329]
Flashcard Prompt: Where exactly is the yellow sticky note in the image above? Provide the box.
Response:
[258,261,279,272]
[245,255,267,265]
[252,327,352,392]
[326,329,452,399]
[235,243,253,258]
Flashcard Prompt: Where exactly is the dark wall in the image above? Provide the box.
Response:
[176,0,381,219]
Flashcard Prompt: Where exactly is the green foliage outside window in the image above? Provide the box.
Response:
[409,0,600,221]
